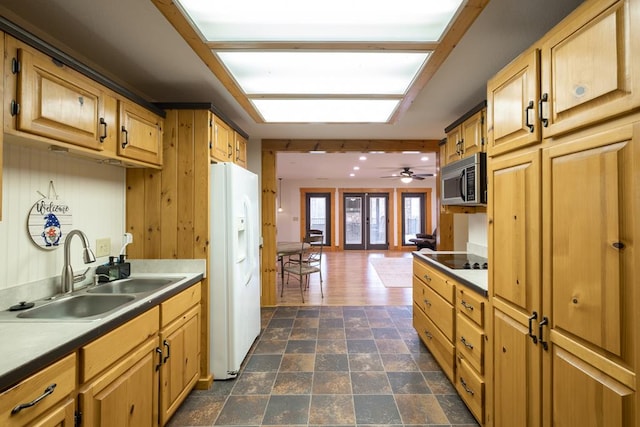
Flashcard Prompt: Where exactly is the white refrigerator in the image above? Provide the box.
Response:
[210,162,261,379]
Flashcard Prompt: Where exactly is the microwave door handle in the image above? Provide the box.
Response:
[459,169,466,201]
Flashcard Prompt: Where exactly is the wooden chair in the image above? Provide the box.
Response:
[282,236,324,303]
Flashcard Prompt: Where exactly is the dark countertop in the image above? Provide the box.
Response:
[412,250,488,297]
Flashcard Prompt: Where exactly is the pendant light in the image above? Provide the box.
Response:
[277,178,283,212]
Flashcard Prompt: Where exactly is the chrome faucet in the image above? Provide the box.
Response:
[61,229,96,293]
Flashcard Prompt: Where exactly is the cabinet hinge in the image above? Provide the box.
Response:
[10,100,20,116]
[11,57,20,74]
[481,136,485,146]
[480,115,485,125]
[74,410,82,427]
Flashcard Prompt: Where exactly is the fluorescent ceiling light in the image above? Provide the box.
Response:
[252,99,400,123]
[216,52,429,95]
[176,0,464,42]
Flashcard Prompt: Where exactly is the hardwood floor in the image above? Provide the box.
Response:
[276,250,414,306]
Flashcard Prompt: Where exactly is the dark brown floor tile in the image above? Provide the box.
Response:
[412,351,442,371]
[344,318,370,328]
[315,353,349,371]
[272,372,313,394]
[371,327,401,339]
[262,395,310,425]
[367,318,396,328]
[260,327,292,341]
[350,372,392,394]
[297,308,320,318]
[395,394,449,425]
[316,339,347,354]
[166,395,226,426]
[424,371,457,394]
[343,308,367,318]
[380,353,419,371]
[215,395,269,425]
[345,327,373,339]
[319,318,344,328]
[317,328,346,340]
[348,353,384,371]
[285,339,317,353]
[243,354,282,372]
[268,318,295,328]
[353,395,401,424]
[309,394,356,425]
[280,354,316,372]
[231,372,276,395]
[387,371,431,394]
[272,307,298,318]
[253,339,287,354]
[293,317,320,328]
[313,371,352,394]
[319,307,344,318]
[346,339,378,354]
[375,339,410,354]
[436,394,480,425]
[290,327,318,340]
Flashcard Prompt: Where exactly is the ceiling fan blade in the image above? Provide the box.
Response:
[413,173,435,177]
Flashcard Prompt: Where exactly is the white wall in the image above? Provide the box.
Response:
[451,212,488,256]
[276,176,438,247]
[0,143,126,291]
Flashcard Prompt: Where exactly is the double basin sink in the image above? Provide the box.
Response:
[9,277,184,321]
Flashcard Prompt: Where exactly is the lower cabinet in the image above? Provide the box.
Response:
[413,257,489,425]
[0,353,76,427]
[159,283,201,425]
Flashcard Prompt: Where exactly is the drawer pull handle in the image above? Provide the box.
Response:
[528,312,538,344]
[99,117,107,142]
[163,339,171,363]
[460,300,474,311]
[424,329,433,340]
[11,384,56,415]
[423,274,431,282]
[460,377,475,396]
[460,336,474,350]
[423,298,432,307]
[525,100,535,132]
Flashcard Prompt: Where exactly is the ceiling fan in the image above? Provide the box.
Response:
[380,167,434,183]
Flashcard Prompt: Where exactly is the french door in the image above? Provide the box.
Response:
[343,193,389,250]
[305,192,331,245]
[401,192,426,245]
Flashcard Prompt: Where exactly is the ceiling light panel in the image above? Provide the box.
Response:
[252,99,400,123]
[176,0,464,42]
[216,52,429,95]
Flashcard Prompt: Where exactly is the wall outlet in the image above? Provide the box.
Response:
[95,238,111,258]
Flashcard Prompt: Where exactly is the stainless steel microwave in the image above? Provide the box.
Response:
[441,153,487,206]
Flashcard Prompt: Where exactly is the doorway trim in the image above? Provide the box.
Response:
[261,139,440,306]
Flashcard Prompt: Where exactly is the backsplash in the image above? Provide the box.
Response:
[0,143,126,292]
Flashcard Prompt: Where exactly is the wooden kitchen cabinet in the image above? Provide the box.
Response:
[78,307,160,427]
[159,282,201,425]
[0,31,4,221]
[234,131,247,168]
[444,103,486,165]
[6,36,112,151]
[118,99,163,166]
[211,115,232,162]
[0,353,76,427]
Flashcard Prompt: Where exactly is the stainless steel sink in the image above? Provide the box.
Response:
[87,277,183,294]
[16,294,135,320]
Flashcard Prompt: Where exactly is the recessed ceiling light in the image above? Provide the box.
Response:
[421,156,429,161]
[359,156,367,161]
[349,173,355,177]
[402,151,420,154]
[353,166,360,170]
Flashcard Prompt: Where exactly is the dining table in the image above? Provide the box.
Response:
[276,241,310,286]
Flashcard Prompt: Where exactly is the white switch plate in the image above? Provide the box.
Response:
[96,238,111,258]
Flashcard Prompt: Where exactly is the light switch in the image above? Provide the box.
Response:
[96,238,111,257]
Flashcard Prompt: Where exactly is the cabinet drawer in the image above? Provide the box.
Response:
[413,259,454,303]
[457,286,486,327]
[0,353,76,427]
[456,354,485,424]
[161,282,201,328]
[456,313,485,374]
[413,303,455,382]
[80,306,159,382]
[414,280,455,341]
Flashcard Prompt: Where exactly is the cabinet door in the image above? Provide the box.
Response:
[445,125,462,164]
[493,308,541,427]
[119,100,163,165]
[540,0,640,138]
[461,109,486,157]
[542,122,638,426]
[159,306,200,425]
[487,48,541,157]
[234,131,247,167]
[211,116,232,162]
[30,398,75,427]
[14,45,107,150]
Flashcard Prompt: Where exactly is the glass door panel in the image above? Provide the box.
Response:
[343,193,389,250]
[368,194,388,250]
[305,193,331,245]
[344,194,364,249]
[402,193,425,245]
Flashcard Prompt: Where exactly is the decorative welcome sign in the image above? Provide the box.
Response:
[27,182,73,250]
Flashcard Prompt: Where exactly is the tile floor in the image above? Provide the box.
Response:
[167,305,480,427]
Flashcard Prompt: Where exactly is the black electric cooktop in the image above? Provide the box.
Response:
[422,253,488,270]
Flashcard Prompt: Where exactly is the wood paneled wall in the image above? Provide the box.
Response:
[126,109,212,387]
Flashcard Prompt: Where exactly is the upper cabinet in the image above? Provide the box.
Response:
[210,115,232,163]
[234,131,247,168]
[3,34,164,168]
[488,0,640,156]
[118,100,163,166]
[444,101,486,166]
